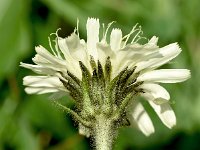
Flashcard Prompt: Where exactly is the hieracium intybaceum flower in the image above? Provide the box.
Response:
[21,18,190,150]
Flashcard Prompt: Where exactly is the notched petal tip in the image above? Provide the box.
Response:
[86,17,100,29]
[184,69,191,79]
[87,17,99,21]
[161,42,182,56]
[148,36,159,45]
[110,28,122,51]
[86,17,100,60]
[35,45,43,52]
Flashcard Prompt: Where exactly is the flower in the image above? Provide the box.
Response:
[21,18,191,136]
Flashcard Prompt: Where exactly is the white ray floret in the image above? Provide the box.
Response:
[131,101,155,136]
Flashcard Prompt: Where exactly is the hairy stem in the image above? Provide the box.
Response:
[94,115,115,150]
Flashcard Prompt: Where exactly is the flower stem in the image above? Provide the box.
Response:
[94,115,115,150]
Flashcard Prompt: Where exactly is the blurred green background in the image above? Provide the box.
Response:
[0,0,199,149]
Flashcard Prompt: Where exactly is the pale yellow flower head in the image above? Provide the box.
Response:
[21,18,191,136]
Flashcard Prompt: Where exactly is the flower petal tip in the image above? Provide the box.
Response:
[185,69,191,79]
[19,62,24,66]
[87,17,99,24]
[149,36,159,45]
[166,118,176,129]
[142,126,155,136]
